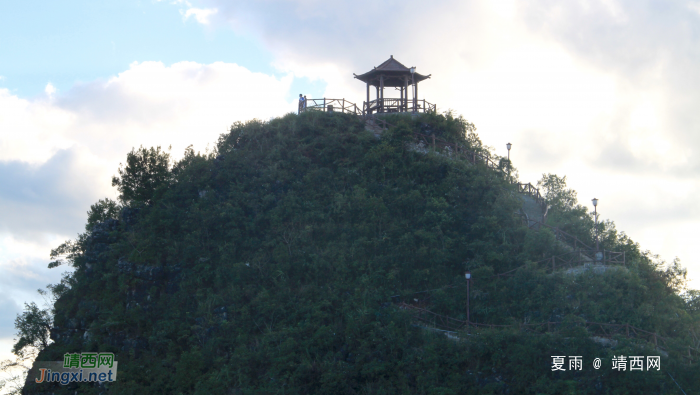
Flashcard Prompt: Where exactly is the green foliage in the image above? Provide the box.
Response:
[537,173,595,245]
[85,198,121,231]
[538,173,578,211]
[685,290,700,313]
[12,303,51,358]
[657,257,688,296]
[111,145,173,205]
[47,239,81,269]
[24,112,700,394]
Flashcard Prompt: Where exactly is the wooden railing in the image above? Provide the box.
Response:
[303,98,362,115]
[516,182,546,208]
[544,249,625,269]
[494,249,626,279]
[364,98,436,115]
[524,219,595,251]
[413,132,501,170]
[535,221,593,250]
[411,132,552,216]
[302,97,436,116]
[399,303,668,350]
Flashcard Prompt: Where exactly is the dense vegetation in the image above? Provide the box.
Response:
[14,111,700,394]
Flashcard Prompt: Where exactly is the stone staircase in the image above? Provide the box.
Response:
[519,194,546,225]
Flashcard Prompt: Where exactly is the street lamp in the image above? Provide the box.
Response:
[506,143,512,179]
[465,271,471,329]
[592,198,599,253]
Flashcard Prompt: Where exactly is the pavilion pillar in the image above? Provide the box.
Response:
[400,86,404,112]
[379,75,384,113]
[413,81,417,113]
[375,85,379,109]
[405,77,409,112]
[366,82,370,115]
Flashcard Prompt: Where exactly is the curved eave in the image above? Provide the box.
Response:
[354,72,431,87]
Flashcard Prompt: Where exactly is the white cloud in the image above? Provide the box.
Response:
[161,0,218,25]
[0,61,296,348]
[0,60,294,239]
[182,7,218,25]
[1,60,295,238]
[0,60,294,242]
[1,60,293,166]
[44,83,56,97]
[690,1,700,16]
[51,61,294,158]
[0,147,105,239]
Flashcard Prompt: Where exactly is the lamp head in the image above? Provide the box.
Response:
[410,67,416,74]
[506,142,512,151]
[465,271,471,280]
[592,198,598,207]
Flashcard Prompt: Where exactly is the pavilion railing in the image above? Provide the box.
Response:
[300,97,436,116]
[364,98,436,115]
[303,98,362,115]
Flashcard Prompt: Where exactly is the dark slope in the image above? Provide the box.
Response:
[24,111,699,394]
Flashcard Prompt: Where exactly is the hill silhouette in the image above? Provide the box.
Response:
[17,111,700,394]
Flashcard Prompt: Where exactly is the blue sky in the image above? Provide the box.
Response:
[2,0,700,376]
[0,0,324,100]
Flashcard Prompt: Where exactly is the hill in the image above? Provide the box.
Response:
[17,111,700,394]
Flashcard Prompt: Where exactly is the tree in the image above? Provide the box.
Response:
[686,289,700,313]
[11,302,52,358]
[662,257,688,294]
[112,146,173,205]
[537,173,594,244]
[48,198,120,269]
[85,198,120,230]
[0,302,52,394]
[537,173,578,211]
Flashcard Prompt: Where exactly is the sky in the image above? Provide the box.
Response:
[1,0,700,365]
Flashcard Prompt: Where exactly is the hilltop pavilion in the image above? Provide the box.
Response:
[300,56,435,116]
[353,56,433,115]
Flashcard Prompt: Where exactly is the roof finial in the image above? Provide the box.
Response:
[390,55,393,58]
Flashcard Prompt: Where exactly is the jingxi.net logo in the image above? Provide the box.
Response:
[32,352,118,385]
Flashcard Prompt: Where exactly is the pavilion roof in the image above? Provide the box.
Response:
[354,56,431,87]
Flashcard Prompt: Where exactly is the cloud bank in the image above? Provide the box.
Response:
[0,61,294,348]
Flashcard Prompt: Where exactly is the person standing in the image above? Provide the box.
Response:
[303,95,307,111]
[298,94,305,113]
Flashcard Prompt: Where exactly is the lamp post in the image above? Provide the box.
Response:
[592,198,599,253]
[465,271,471,330]
[506,143,512,180]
